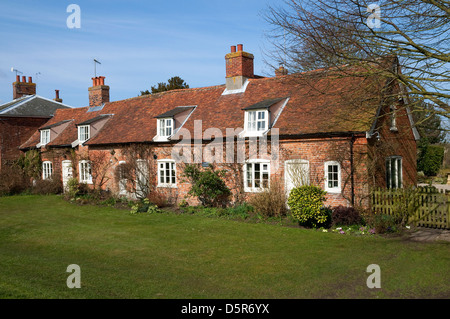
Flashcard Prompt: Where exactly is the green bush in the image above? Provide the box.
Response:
[182,164,231,207]
[288,185,327,228]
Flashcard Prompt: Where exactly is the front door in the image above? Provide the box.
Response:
[285,159,310,197]
[62,160,73,191]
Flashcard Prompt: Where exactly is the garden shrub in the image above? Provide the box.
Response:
[32,178,63,195]
[288,185,327,227]
[182,164,231,207]
[66,177,80,199]
[130,198,162,214]
[0,164,31,196]
[147,190,168,207]
[368,213,399,234]
[248,175,287,218]
[331,205,363,226]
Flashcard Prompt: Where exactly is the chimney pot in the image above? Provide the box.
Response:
[13,75,37,99]
[231,45,236,53]
[89,75,110,107]
[55,90,60,99]
[237,44,243,52]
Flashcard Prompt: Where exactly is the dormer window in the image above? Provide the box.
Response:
[153,106,196,142]
[158,118,173,137]
[246,110,268,132]
[241,97,289,137]
[78,125,90,142]
[40,129,50,145]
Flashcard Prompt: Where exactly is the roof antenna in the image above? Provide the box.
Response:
[11,67,23,77]
[93,59,101,77]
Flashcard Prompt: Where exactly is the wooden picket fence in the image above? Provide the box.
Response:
[371,187,450,229]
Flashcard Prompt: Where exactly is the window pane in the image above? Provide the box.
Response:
[246,163,252,187]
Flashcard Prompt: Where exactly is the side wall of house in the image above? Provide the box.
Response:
[0,117,50,171]
[369,102,417,189]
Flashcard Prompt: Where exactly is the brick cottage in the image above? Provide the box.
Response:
[20,45,419,208]
[0,76,71,172]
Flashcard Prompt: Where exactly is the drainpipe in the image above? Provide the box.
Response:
[350,134,355,206]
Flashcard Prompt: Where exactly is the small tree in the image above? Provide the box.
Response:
[140,76,189,95]
[182,164,231,207]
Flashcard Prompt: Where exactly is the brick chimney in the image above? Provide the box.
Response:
[275,65,288,77]
[225,44,254,91]
[53,89,63,103]
[13,75,36,99]
[88,76,109,107]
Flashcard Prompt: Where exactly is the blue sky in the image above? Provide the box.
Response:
[0,0,279,107]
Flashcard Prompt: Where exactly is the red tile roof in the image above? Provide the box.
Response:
[20,66,387,149]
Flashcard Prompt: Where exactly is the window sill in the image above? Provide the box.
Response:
[153,135,171,142]
[157,184,177,188]
[244,187,269,193]
[325,189,341,194]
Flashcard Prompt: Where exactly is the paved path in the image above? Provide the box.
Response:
[405,227,450,242]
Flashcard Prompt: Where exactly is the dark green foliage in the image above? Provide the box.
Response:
[140,76,189,95]
[182,164,231,207]
[417,144,444,176]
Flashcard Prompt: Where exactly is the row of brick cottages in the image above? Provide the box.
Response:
[20,46,419,208]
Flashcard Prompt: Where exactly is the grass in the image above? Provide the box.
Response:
[0,195,449,299]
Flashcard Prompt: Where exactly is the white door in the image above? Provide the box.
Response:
[135,159,149,199]
[62,160,73,191]
[118,162,127,196]
[285,159,310,197]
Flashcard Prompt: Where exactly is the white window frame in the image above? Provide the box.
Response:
[78,125,90,143]
[244,159,270,192]
[386,156,402,189]
[157,118,174,138]
[245,109,268,135]
[79,160,93,184]
[324,161,341,193]
[40,129,50,146]
[157,159,177,188]
[42,161,53,180]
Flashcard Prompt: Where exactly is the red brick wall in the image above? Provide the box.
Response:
[88,85,110,107]
[225,51,254,78]
[369,102,417,188]
[0,116,50,171]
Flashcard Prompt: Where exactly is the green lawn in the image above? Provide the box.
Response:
[0,195,449,299]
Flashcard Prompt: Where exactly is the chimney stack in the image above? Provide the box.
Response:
[88,76,110,107]
[225,44,254,91]
[13,75,36,99]
[275,65,288,77]
[54,89,63,103]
